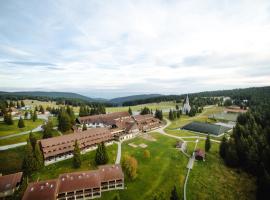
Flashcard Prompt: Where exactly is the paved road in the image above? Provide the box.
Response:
[0,142,27,151]
[115,142,122,164]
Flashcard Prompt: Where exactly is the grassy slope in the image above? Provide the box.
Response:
[0,119,43,137]
[106,101,178,113]
[187,141,256,200]
[100,132,255,200]
[0,130,60,146]
[100,133,186,200]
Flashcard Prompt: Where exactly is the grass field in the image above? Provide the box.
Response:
[99,132,255,200]
[106,101,178,113]
[0,119,43,137]
[0,130,60,146]
[30,143,118,182]
[187,141,256,200]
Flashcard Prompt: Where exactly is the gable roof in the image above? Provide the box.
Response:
[0,172,23,192]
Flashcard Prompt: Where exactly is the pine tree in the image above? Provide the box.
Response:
[176,110,180,118]
[128,107,133,115]
[22,140,36,175]
[58,110,72,132]
[24,111,28,119]
[95,142,109,165]
[29,132,37,149]
[32,110,37,122]
[18,117,25,128]
[170,186,179,200]
[205,134,211,152]
[73,140,81,168]
[169,109,174,121]
[21,100,25,107]
[34,142,44,169]
[82,123,87,131]
[16,101,21,109]
[43,120,53,139]
[4,113,13,125]
[66,106,75,124]
[39,105,45,114]
[219,136,228,158]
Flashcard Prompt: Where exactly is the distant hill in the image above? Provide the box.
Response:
[0,91,98,102]
[109,94,162,105]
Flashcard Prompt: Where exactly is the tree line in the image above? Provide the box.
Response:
[219,90,270,199]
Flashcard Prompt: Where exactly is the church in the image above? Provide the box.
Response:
[182,95,191,114]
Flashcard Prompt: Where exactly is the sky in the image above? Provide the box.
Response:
[0,0,270,98]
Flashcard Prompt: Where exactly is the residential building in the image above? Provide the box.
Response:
[133,114,162,132]
[22,164,124,200]
[40,128,113,165]
[0,172,23,198]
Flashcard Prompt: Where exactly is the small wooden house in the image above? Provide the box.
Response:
[195,149,205,161]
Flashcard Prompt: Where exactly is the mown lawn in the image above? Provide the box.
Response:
[106,101,179,113]
[187,141,256,200]
[30,143,118,182]
[99,132,255,200]
[0,119,44,137]
[0,130,60,146]
[100,133,188,200]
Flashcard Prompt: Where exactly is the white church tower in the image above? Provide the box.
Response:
[182,94,191,115]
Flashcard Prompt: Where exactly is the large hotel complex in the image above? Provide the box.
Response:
[41,111,162,165]
[1,111,162,200]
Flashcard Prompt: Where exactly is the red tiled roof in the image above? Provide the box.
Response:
[98,164,124,182]
[0,172,23,192]
[58,171,101,193]
[40,128,113,158]
[22,179,58,200]
[78,112,130,125]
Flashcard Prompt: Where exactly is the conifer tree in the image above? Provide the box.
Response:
[169,109,174,121]
[170,186,179,200]
[43,120,53,139]
[4,113,13,125]
[21,100,25,107]
[29,131,37,149]
[95,142,109,165]
[39,105,45,114]
[58,110,72,132]
[34,142,44,169]
[205,134,211,152]
[22,140,36,175]
[82,123,87,131]
[128,107,133,115]
[18,117,25,128]
[24,111,28,119]
[219,136,228,158]
[32,110,37,122]
[73,140,81,168]
[16,101,21,109]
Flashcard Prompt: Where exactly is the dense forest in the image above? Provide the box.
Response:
[219,88,270,199]
[122,86,270,106]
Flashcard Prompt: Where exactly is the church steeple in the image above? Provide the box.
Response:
[182,94,191,115]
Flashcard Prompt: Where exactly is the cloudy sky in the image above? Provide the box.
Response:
[0,0,270,98]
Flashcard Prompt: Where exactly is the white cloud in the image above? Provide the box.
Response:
[0,0,270,98]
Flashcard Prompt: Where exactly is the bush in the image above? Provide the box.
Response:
[122,154,138,180]
[143,150,150,159]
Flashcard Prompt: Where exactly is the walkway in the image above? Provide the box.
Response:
[0,142,27,151]
[0,125,43,140]
[184,139,199,200]
[115,141,122,164]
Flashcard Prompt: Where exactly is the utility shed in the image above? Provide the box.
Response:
[182,121,231,136]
